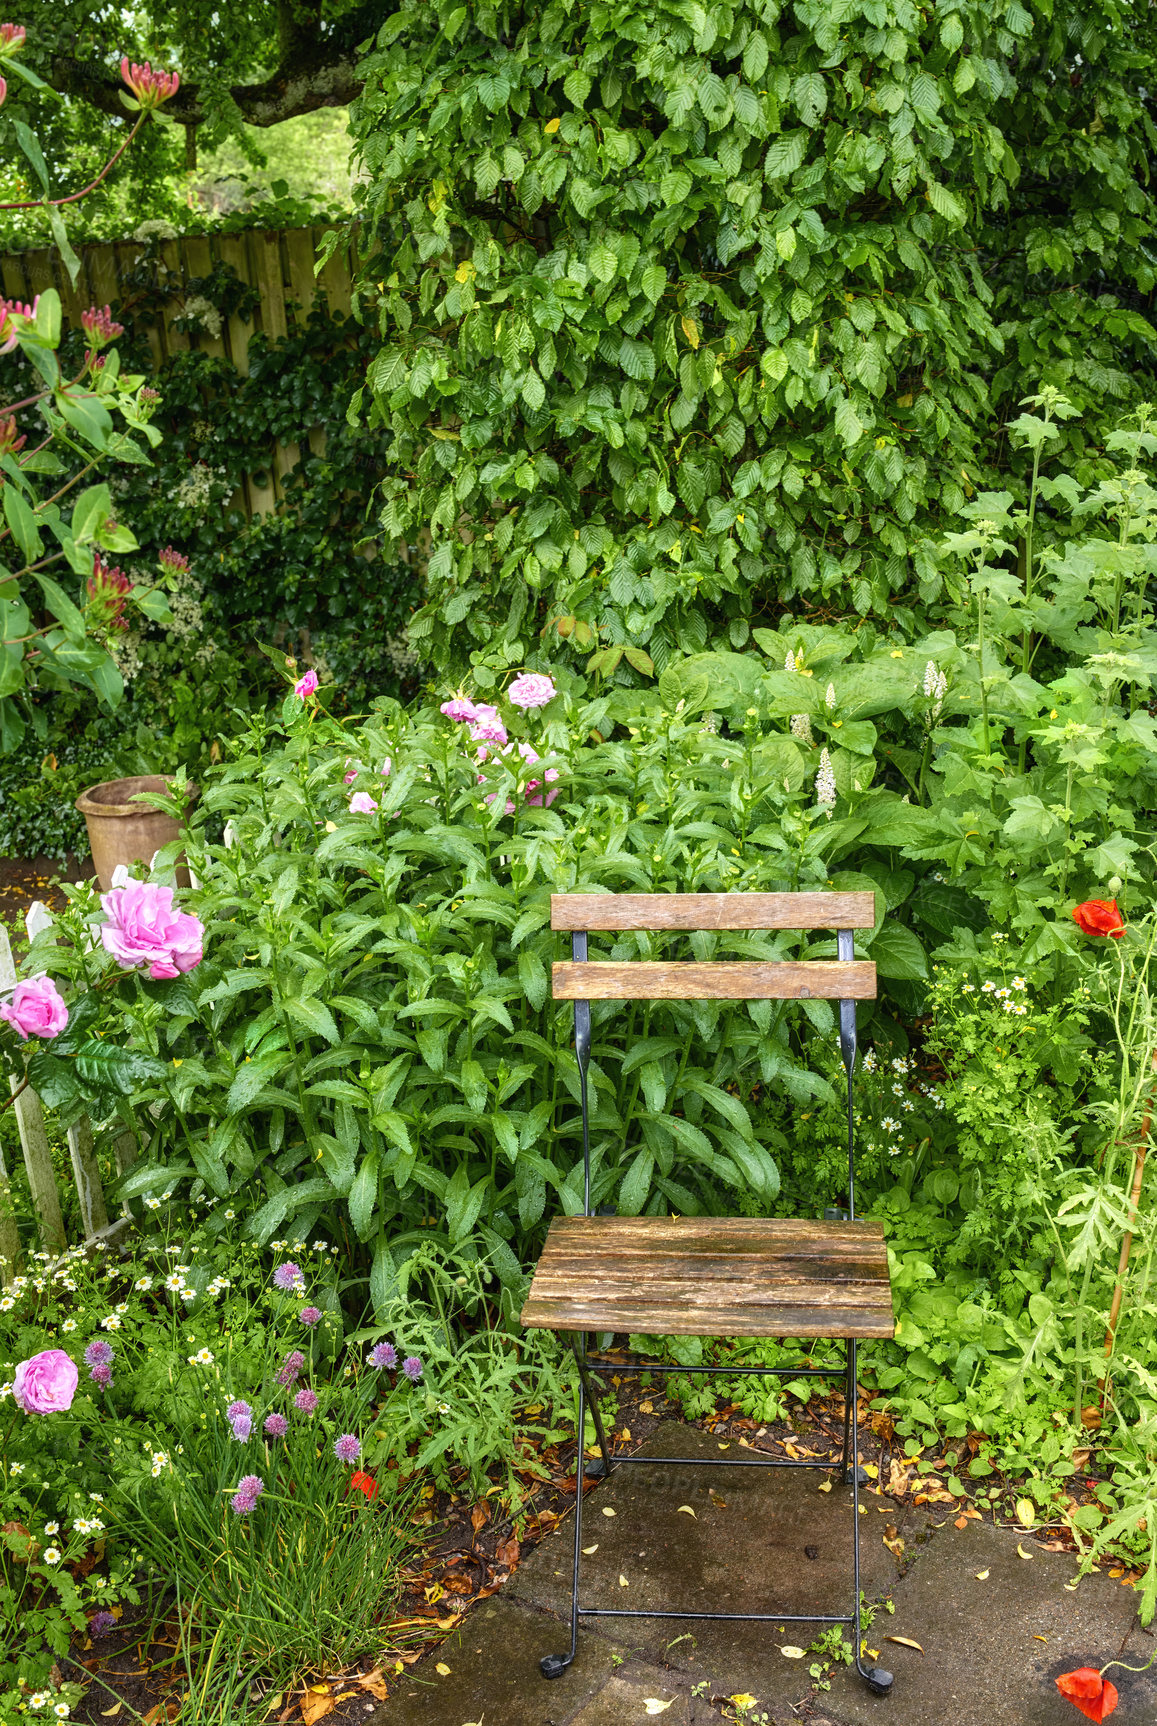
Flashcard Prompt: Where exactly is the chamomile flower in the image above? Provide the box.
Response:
[981,980,996,993]
[189,1348,214,1366]
[0,1296,14,1312]
[164,1273,184,1292]
[28,1694,50,1710]
[54,1702,71,1718]
[61,1318,77,1332]
[43,1521,59,1535]
[144,1195,162,1210]
[881,1116,901,1135]
[134,1276,152,1292]
[1012,975,1027,991]
[961,982,975,993]
[10,1462,24,1474]
[89,1493,104,1504]
[224,1209,236,1220]
[42,1546,61,1565]
[100,1314,122,1331]
[891,1083,905,1097]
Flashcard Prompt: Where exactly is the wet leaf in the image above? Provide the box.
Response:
[1017,1544,1034,1561]
[729,1697,758,1710]
[583,1544,599,1554]
[954,1515,969,1529]
[436,1663,452,1675]
[1016,1497,1036,1528]
[619,1574,629,1587]
[639,1401,654,1414]
[818,1481,833,1493]
[885,1636,923,1653]
[643,1701,673,1714]
[100,1708,122,1719]
[677,1505,696,1517]
[780,1645,805,1658]
[975,1569,990,1580]
[602,1507,616,1518]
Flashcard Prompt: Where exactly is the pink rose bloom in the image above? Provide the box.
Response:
[100,881,204,981]
[293,668,318,699]
[349,791,378,814]
[13,1348,78,1414]
[470,704,508,746]
[440,696,477,723]
[0,975,68,1040]
[508,672,556,709]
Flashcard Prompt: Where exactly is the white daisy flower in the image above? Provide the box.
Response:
[134,1277,152,1292]
[164,1273,184,1292]
[100,1315,122,1331]
[43,1546,61,1564]
[54,1703,70,1718]
[0,1296,14,1312]
[44,1521,60,1535]
[10,1462,24,1474]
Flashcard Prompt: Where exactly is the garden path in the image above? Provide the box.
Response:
[371,1421,1156,1726]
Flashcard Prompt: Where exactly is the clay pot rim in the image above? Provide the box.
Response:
[75,775,199,820]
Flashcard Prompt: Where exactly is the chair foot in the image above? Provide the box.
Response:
[861,1666,894,1696]
[584,1457,609,1478]
[541,1653,574,1680]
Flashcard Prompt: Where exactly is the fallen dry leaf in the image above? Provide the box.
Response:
[301,1692,337,1726]
[677,1505,696,1517]
[602,1507,616,1518]
[883,1527,905,1559]
[100,1708,122,1719]
[729,1697,758,1710]
[436,1663,452,1676]
[619,1427,632,1441]
[359,1669,389,1701]
[887,1459,911,1497]
[495,1532,520,1570]
[915,1487,956,1505]
[639,1401,654,1414]
[1017,1544,1034,1561]
[975,1569,990,1580]
[863,1462,879,1479]
[954,1515,969,1530]
[885,1636,923,1654]
[780,1645,805,1659]
[471,1502,490,1537]
[583,1544,599,1554]
[1034,1636,1048,1643]
[643,1701,673,1714]
[818,1480,833,1493]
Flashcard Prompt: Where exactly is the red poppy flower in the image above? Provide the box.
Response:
[1056,1669,1118,1721]
[350,1469,378,1502]
[1071,900,1126,939]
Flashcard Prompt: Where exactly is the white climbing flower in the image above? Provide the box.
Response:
[815,748,836,809]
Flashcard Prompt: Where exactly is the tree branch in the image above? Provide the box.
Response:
[45,2,390,130]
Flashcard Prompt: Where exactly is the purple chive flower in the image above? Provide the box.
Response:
[402,1355,423,1384]
[230,1473,264,1515]
[230,1413,252,1442]
[226,1399,252,1422]
[293,1387,318,1414]
[299,1306,322,1327]
[368,1342,397,1370]
[333,1432,361,1464]
[264,1412,288,1439]
[90,1362,113,1390]
[275,1350,306,1387]
[273,1261,305,1294]
[85,1340,114,1368]
[89,1611,117,1637]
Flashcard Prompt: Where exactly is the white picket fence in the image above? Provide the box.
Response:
[0,903,137,1285]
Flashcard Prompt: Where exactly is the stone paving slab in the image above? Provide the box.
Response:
[507,1420,916,1708]
[820,1518,1157,1726]
[370,1420,1157,1726]
[373,1599,629,1725]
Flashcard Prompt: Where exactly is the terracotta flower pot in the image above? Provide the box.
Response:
[75,775,198,893]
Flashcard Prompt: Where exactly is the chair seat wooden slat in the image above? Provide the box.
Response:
[521,1216,895,1340]
[550,891,876,931]
[552,959,877,1000]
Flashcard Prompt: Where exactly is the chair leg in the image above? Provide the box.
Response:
[842,1340,868,1488]
[574,1344,615,1479]
[541,1371,588,1678]
[847,1337,894,1697]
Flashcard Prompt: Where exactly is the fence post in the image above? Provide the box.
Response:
[27,902,115,1239]
[0,923,66,1255]
[0,1140,21,1287]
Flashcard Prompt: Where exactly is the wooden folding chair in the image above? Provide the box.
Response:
[521,891,896,1696]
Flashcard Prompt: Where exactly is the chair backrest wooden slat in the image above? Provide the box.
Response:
[552,959,877,1001]
[550,891,875,931]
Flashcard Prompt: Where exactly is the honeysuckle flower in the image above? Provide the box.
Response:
[158,544,188,572]
[293,667,318,699]
[0,291,35,353]
[120,57,180,111]
[507,671,556,709]
[0,414,25,456]
[0,24,27,58]
[81,304,124,348]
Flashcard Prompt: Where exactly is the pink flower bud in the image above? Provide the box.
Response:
[0,294,37,355]
[158,544,188,573]
[81,305,125,348]
[293,668,318,700]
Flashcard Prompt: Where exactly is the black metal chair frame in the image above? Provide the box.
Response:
[536,918,894,1697]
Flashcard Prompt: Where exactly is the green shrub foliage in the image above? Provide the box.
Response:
[348,0,1157,674]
